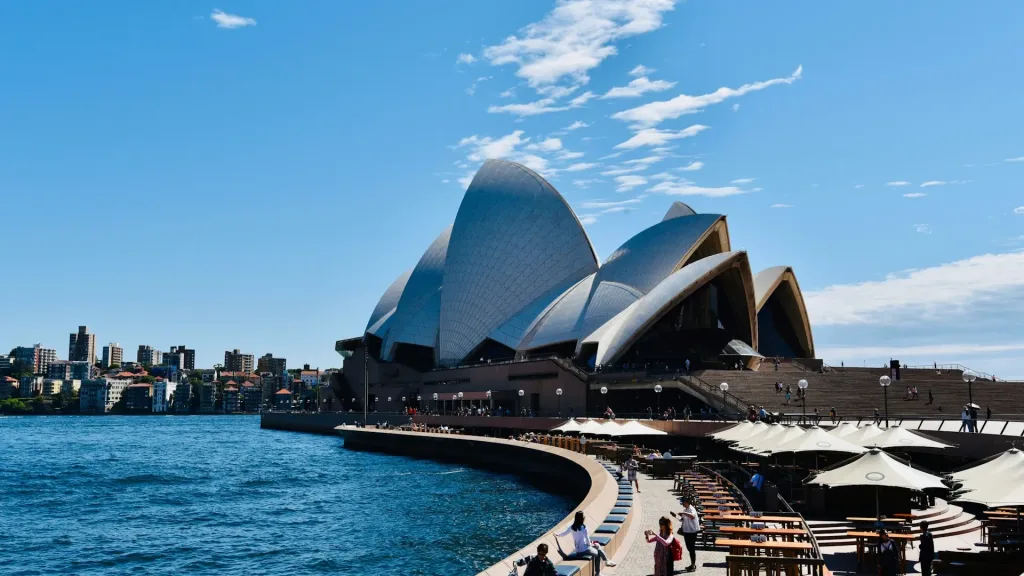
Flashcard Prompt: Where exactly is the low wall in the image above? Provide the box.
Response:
[260,411,411,434]
[339,428,626,576]
[412,414,731,437]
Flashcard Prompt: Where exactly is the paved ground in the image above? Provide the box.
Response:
[607,471,727,576]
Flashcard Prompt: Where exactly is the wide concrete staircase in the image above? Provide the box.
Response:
[806,499,981,548]
[694,367,1024,420]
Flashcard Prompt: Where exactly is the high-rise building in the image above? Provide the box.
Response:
[69,326,97,365]
[224,349,254,373]
[137,345,162,367]
[257,353,287,375]
[12,344,57,375]
[169,346,195,370]
[79,377,131,414]
[0,355,13,374]
[70,361,93,381]
[164,350,184,369]
[47,360,72,380]
[101,343,123,368]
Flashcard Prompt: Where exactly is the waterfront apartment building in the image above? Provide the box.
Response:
[153,380,168,413]
[49,359,94,381]
[169,346,195,370]
[223,385,239,414]
[42,379,63,396]
[101,343,123,368]
[123,383,154,413]
[241,381,262,412]
[199,382,216,414]
[0,376,17,400]
[274,388,292,410]
[173,382,192,413]
[19,376,43,397]
[224,349,254,374]
[68,326,97,365]
[12,344,57,375]
[70,361,93,381]
[136,345,162,367]
[79,377,132,414]
[300,366,320,390]
[0,354,12,374]
[257,354,287,375]
[61,379,81,396]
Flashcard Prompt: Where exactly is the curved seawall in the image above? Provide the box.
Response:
[339,428,629,576]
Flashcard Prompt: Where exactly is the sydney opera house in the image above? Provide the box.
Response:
[336,159,814,416]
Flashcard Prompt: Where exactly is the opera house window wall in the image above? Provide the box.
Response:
[336,159,815,415]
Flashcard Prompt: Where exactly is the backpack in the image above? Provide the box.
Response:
[670,537,683,561]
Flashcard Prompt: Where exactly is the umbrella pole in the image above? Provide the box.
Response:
[876,486,880,520]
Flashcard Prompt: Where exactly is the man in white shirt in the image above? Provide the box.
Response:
[671,497,700,572]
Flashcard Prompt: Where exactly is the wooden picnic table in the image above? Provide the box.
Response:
[846,516,909,526]
[985,510,1023,518]
[705,514,804,525]
[847,531,915,573]
[719,526,808,541]
[715,539,813,576]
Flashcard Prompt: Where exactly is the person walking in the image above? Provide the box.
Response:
[959,406,970,432]
[671,496,700,572]
[918,521,934,576]
[555,511,615,574]
[644,517,678,576]
[877,530,900,576]
[927,389,933,405]
[625,455,640,493]
[515,543,557,576]
[829,406,837,424]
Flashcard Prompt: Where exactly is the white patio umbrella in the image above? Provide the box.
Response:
[707,421,753,441]
[844,423,886,447]
[864,426,952,450]
[553,419,582,433]
[770,426,867,464]
[952,448,1024,508]
[597,419,623,436]
[807,448,946,518]
[612,419,668,436]
[577,419,608,435]
[830,422,859,438]
[734,424,790,454]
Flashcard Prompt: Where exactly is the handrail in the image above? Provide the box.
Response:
[695,463,754,513]
[678,374,748,418]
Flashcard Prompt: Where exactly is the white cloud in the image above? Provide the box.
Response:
[566,120,590,131]
[614,125,709,149]
[730,178,755,185]
[456,130,527,162]
[650,172,676,181]
[770,204,793,208]
[601,166,646,176]
[482,0,677,88]
[679,161,703,171]
[526,137,563,152]
[611,65,802,128]
[578,214,599,225]
[623,155,665,167]
[731,103,740,112]
[488,97,568,116]
[569,91,596,107]
[457,53,477,65]
[854,184,865,189]
[557,150,585,160]
[914,224,932,234]
[499,88,516,98]
[615,175,648,192]
[886,181,911,187]
[210,9,256,29]
[1013,206,1024,214]
[920,181,946,187]
[567,162,599,172]
[629,65,655,77]
[903,192,927,198]
[441,179,450,184]
[804,251,1024,326]
[649,181,748,198]
[602,76,676,99]
[573,178,601,188]
[1005,156,1024,163]
[536,84,579,99]
[582,198,643,209]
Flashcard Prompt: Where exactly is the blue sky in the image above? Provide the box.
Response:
[2,1,1023,376]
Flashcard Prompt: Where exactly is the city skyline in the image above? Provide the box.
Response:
[2,2,1022,376]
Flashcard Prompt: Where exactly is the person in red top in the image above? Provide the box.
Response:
[644,516,676,576]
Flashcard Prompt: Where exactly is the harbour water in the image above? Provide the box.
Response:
[0,416,572,575]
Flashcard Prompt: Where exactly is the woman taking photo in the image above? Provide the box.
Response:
[644,516,678,576]
[555,511,615,575]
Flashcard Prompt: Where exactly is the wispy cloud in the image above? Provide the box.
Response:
[804,251,1024,326]
[482,0,677,89]
[499,88,516,98]
[210,9,256,29]
[578,214,599,225]
[614,125,709,149]
[615,175,648,192]
[903,192,927,198]
[649,180,749,198]
[457,53,477,65]
[488,97,567,116]
[557,150,585,160]
[730,178,755,185]
[526,137,562,152]
[565,120,590,131]
[920,180,946,187]
[886,181,911,187]
[601,166,645,176]
[569,91,596,107]
[770,204,793,209]
[582,198,643,209]
[1005,156,1024,163]
[854,184,865,189]
[679,161,703,172]
[611,65,802,128]
[629,65,655,77]
[601,76,676,99]
[566,162,599,172]
[914,224,932,234]
[731,103,740,112]
[1015,206,1024,214]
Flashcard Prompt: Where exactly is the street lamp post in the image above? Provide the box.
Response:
[798,379,808,425]
[879,375,891,427]
[432,392,438,414]
[600,386,608,416]
[719,382,729,421]
[387,397,391,412]
[518,389,525,416]
[963,371,977,432]
[556,387,563,416]
[451,394,457,415]
[457,391,463,413]
[486,390,492,415]
[654,384,663,416]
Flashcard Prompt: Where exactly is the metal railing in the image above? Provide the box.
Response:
[678,373,748,418]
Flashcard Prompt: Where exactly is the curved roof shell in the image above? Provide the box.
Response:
[381,226,452,361]
[583,250,757,367]
[662,201,697,221]
[517,273,596,351]
[753,266,815,358]
[364,269,411,338]
[575,214,731,353]
[438,159,599,365]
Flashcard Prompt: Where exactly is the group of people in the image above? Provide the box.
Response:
[773,381,806,405]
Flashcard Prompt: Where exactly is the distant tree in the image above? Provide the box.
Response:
[139,376,156,384]
[0,398,31,414]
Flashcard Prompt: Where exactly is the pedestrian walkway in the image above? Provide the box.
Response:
[607,470,727,576]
